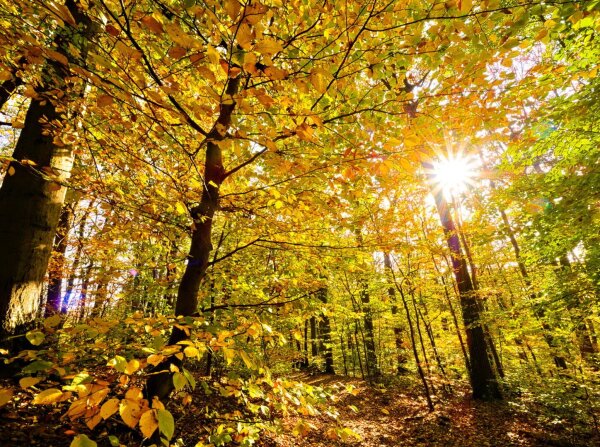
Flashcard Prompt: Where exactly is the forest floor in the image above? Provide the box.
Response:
[1,372,599,447]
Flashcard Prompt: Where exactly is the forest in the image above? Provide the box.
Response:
[0,0,599,446]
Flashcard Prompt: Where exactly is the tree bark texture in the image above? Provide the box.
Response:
[0,0,92,346]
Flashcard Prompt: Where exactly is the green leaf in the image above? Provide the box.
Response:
[70,434,97,447]
[157,408,175,440]
[23,360,53,374]
[108,436,119,447]
[173,372,187,391]
[26,330,45,346]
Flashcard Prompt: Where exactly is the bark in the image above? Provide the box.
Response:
[424,162,501,400]
[146,77,240,401]
[316,287,334,374]
[0,0,92,347]
[394,276,434,411]
[359,282,380,379]
[45,199,76,316]
[61,200,95,314]
[0,57,25,111]
[383,252,410,374]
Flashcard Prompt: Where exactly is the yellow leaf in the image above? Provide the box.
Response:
[0,388,13,407]
[239,350,254,369]
[139,409,159,438]
[236,23,254,50]
[85,410,102,430]
[43,314,62,328]
[125,387,144,401]
[33,388,69,405]
[20,377,42,389]
[7,166,15,176]
[100,398,120,419]
[254,38,282,56]
[125,359,140,375]
[45,49,68,66]
[381,408,389,415]
[459,0,472,13]
[175,202,187,215]
[309,68,328,94]
[120,399,142,428]
[183,346,199,358]
[147,354,165,366]
[224,0,241,19]
[222,347,235,365]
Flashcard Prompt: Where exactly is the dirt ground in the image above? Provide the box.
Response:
[1,373,598,447]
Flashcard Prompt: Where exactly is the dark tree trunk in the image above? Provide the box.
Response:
[0,0,92,348]
[146,77,240,401]
[0,56,25,111]
[316,287,334,374]
[424,162,501,400]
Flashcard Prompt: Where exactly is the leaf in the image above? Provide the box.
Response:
[43,314,62,328]
[183,346,199,358]
[19,377,42,389]
[175,202,187,215]
[70,434,97,447]
[173,372,187,391]
[33,388,68,405]
[0,388,13,407]
[222,347,235,365]
[139,409,159,438]
[239,350,254,369]
[119,398,142,428]
[100,398,120,419]
[254,38,283,56]
[459,0,472,13]
[125,359,140,375]
[96,95,114,107]
[7,166,15,176]
[26,330,45,346]
[141,16,164,34]
[147,354,165,366]
[236,23,254,50]
[157,408,175,440]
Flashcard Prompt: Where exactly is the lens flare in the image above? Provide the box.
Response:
[430,151,479,197]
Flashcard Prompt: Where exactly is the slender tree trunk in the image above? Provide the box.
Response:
[316,287,334,374]
[424,162,501,400]
[0,1,92,349]
[146,77,240,401]
[45,199,76,316]
[393,274,434,411]
[310,316,318,357]
[383,253,410,374]
[61,201,94,314]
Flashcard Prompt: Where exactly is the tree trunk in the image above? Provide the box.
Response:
[383,252,410,374]
[424,162,501,400]
[146,76,240,401]
[0,0,92,348]
[0,56,25,111]
[316,287,334,374]
[45,199,76,316]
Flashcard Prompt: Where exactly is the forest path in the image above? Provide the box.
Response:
[259,373,596,447]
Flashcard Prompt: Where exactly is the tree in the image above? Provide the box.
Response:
[0,0,93,345]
